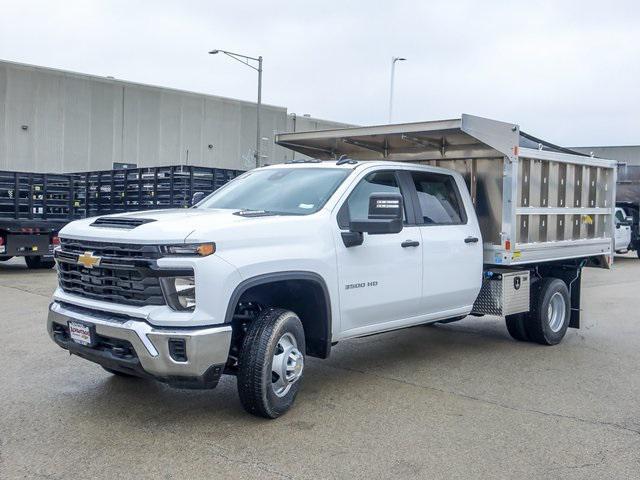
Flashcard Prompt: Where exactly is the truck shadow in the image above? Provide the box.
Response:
[68,318,519,422]
[0,258,57,274]
[613,254,639,263]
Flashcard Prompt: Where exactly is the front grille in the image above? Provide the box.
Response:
[57,239,165,306]
[59,238,161,260]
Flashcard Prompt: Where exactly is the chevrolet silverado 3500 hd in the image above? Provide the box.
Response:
[48,115,617,418]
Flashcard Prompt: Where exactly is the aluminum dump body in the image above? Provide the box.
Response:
[276,114,617,266]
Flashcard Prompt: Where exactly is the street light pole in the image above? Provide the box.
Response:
[388,56,406,124]
[209,49,263,168]
[256,56,262,169]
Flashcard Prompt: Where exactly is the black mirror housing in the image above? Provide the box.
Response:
[348,192,403,235]
[350,218,403,235]
[191,191,206,206]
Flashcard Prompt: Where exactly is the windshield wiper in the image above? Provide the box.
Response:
[233,209,296,217]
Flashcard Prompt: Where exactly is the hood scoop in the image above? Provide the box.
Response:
[90,217,156,229]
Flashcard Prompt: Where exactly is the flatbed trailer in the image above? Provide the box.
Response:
[0,165,244,268]
[0,171,74,268]
[276,114,618,329]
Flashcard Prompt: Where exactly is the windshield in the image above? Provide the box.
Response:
[198,167,351,215]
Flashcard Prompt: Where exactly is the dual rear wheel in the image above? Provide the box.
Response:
[505,277,571,345]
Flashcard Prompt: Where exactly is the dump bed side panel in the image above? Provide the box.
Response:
[502,149,615,266]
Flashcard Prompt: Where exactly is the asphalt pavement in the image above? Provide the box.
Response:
[1,255,639,479]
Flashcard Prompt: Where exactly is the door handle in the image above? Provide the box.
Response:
[464,236,479,243]
[401,240,420,248]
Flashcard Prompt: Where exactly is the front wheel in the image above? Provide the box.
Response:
[237,308,306,419]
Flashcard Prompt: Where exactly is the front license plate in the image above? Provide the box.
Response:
[68,321,94,346]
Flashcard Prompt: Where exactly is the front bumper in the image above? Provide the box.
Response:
[47,301,232,389]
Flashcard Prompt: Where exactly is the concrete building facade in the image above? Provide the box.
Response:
[0,60,351,173]
[571,145,640,166]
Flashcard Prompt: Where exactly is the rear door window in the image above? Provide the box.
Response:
[410,171,467,225]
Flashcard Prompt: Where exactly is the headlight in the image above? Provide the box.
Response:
[160,276,196,311]
[161,243,215,256]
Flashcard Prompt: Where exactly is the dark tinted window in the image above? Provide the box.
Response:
[411,171,466,225]
[338,171,405,228]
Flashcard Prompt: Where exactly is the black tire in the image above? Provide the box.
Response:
[25,255,55,269]
[237,308,306,419]
[0,256,12,262]
[505,313,530,342]
[524,278,570,345]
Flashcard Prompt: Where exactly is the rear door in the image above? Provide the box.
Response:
[407,169,482,317]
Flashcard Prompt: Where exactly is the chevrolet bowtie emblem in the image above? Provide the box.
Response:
[77,251,101,269]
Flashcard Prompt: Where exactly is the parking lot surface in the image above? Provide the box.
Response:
[1,256,639,479]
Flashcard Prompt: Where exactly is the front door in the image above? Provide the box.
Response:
[334,170,422,337]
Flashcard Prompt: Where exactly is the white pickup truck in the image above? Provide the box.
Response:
[48,115,618,418]
[614,207,632,253]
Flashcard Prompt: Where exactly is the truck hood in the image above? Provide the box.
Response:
[60,209,258,244]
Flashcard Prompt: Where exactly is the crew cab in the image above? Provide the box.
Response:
[47,115,618,418]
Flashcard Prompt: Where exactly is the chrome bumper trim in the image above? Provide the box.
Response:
[47,301,231,378]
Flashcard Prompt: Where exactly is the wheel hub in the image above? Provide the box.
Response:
[547,292,566,333]
[271,332,304,397]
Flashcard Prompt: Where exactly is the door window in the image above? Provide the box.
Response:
[338,170,406,228]
[615,209,626,224]
[410,171,466,225]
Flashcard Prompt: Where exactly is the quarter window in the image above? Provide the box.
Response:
[410,171,466,225]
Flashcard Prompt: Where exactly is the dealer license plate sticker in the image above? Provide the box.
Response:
[68,321,93,346]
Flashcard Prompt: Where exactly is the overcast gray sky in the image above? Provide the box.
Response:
[1,0,639,146]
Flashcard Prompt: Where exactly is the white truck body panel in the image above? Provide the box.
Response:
[614,207,632,252]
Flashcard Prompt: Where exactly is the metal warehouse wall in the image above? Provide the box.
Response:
[571,145,640,166]
[0,60,351,173]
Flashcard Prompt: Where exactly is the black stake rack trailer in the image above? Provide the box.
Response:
[0,165,244,269]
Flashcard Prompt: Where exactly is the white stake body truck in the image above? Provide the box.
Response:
[48,115,617,418]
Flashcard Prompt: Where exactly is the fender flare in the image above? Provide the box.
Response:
[224,271,333,356]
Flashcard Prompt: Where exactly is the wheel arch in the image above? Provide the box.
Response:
[225,271,332,359]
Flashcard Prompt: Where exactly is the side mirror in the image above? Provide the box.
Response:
[349,193,404,235]
[191,191,206,206]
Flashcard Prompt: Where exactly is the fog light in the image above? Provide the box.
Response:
[160,276,196,311]
[168,338,188,362]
